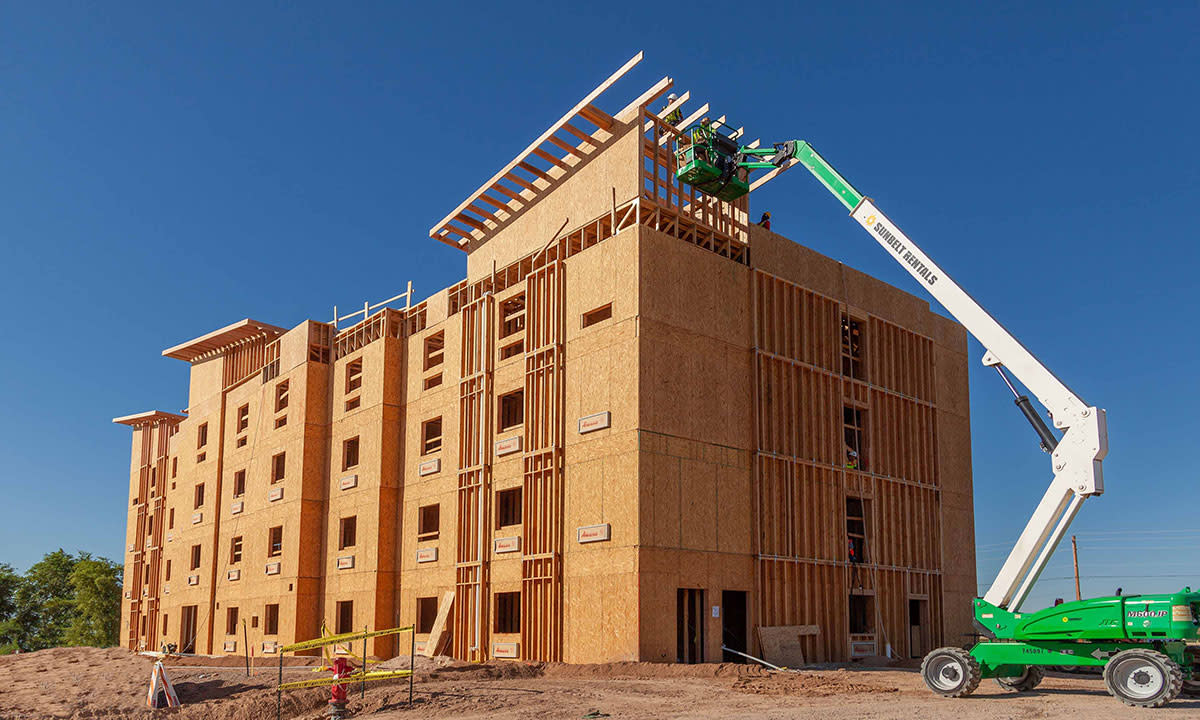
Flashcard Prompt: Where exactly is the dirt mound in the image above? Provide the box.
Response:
[0,646,328,720]
[541,661,771,679]
[732,669,900,697]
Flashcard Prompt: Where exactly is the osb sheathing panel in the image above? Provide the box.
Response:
[466,125,641,280]
[636,229,752,449]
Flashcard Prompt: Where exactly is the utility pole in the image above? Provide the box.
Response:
[1072,535,1081,602]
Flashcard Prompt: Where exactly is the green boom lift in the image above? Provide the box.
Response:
[674,121,1200,707]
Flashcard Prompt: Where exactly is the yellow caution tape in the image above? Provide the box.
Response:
[282,625,414,653]
[278,669,413,691]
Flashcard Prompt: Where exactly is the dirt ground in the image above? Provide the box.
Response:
[1,647,1198,719]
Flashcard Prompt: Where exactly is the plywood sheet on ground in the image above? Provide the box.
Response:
[756,625,819,667]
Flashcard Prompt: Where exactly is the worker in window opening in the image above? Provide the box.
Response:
[846,448,859,469]
[757,211,771,231]
[662,93,682,127]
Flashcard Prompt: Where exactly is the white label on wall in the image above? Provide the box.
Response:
[416,547,438,564]
[492,642,520,658]
[227,569,241,581]
[191,512,203,524]
[712,606,720,618]
[230,501,244,515]
[494,536,521,554]
[223,640,237,652]
[577,523,611,544]
[187,575,199,586]
[268,487,284,502]
[337,555,355,570]
[578,411,611,434]
[339,475,358,490]
[418,458,440,476]
[265,562,281,576]
[262,641,278,654]
[495,436,522,456]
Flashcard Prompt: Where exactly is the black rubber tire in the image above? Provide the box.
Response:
[1103,648,1183,708]
[921,646,982,698]
[1182,678,1200,698]
[996,665,1045,692]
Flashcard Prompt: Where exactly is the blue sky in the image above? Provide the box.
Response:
[0,2,1196,610]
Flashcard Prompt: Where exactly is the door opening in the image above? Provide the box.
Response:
[909,598,928,658]
[180,605,198,654]
[721,590,748,662]
[676,588,705,663]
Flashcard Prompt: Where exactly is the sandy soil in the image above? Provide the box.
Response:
[1,647,1197,719]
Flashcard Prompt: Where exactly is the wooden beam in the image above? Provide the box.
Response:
[579,103,615,130]
[491,182,527,203]
[433,232,466,250]
[561,122,598,146]
[547,134,585,157]
[429,51,644,239]
[532,147,570,171]
[455,214,492,233]
[614,75,673,120]
[441,224,475,241]
[504,171,540,193]
[749,158,799,193]
[517,161,554,183]
[477,192,514,212]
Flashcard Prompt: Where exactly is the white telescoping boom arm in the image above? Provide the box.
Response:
[775,142,1108,611]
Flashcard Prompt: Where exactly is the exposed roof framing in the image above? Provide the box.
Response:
[429,51,666,252]
[112,410,187,426]
[162,318,284,363]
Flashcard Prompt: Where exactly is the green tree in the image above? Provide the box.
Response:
[0,563,21,653]
[8,550,79,651]
[64,556,122,647]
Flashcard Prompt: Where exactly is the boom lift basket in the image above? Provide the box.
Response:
[674,123,750,201]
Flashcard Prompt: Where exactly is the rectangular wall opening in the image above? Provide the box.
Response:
[909,598,928,658]
[422,417,443,455]
[841,315,865,380]
[180,605,198,654]
[416,596,438,634]
[846,496,868,563]
[843,406,867,471]
[498,390,524,431]
[676,588,705,663]
[720,590,748,662]
[336,600,354,634]
[500,294,526,339]
[496,488,522,528]
[582,303,613,328]
[849,593,874,635]
[494,591,520,634]
[418,504,440,540]
[339,516,357,550]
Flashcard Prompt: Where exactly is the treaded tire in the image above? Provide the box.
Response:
[995,665,1045,692]
[1103,648,1183,708]
[921,646,982,698]
[1183,678,1200,698]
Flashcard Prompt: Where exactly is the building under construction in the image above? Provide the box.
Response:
[115,54,976,665]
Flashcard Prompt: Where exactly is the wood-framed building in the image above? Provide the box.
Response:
[115,53,975,664]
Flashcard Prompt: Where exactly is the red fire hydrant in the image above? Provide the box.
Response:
[328,656,351,718]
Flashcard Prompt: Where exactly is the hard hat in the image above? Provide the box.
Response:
[667,93,678,102]
[763,211,771,218]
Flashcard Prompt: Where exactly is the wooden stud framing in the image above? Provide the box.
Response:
[751,270,947,662]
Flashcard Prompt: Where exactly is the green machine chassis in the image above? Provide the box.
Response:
[672,121,1200,707]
